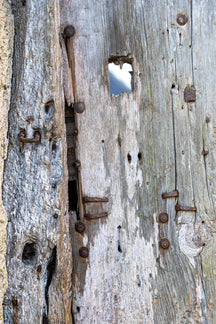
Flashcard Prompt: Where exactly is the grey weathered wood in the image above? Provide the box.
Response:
[3,1,72,323]
[2,0,216,323]
[61,1,216,323]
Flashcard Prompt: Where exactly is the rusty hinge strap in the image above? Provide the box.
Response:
[162,190,179,199]
[84,212,108,220]
[175,204,197,212]
[83,197,109,203]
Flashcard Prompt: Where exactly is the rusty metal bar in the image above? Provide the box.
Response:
[83,197,109,203]
[175,204,197,212]
[162,190,179,199]
[84,212,108,220]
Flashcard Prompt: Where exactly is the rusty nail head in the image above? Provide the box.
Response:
[184,86,196,103]
[79,247,89,258]
[177,13,188,26]
[64,25,75,38]
[206,116,210,123]
[158,212,169,224]
[202,150,209,156]
[53,213,58,219]
[74,102,85,114]
[75,222,86,233]
[72,129,78,136]
[159,238,170,249]
[73,160,81,168]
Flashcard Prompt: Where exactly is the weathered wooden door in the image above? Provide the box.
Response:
[1,0,216,323]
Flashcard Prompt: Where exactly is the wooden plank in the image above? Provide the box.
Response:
[61,0,206,323]
[3,1,72,323]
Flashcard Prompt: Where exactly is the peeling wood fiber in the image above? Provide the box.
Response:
[0,1,13,323]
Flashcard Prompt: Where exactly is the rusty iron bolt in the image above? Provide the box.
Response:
[79,247,89,258]
[73,160,81,168]
[159,238,170,249]
[53,213,58,219]
[64,25,75,38]
[158,212,169,224]
[74,102,85,114]
[75,222,86,233]
[177,13,188,26]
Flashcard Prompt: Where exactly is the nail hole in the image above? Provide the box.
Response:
[202,243,206,246]
[44,100,55,120]
[22,243,38,266]
[77,307,80,313]
[171,83,175,89]
[118,243,122,253]
[127,153,132,163]
[101,140,104,143]
[108,56,133,95]
[182,150,184,155]
[52,143,57,150]
[138,152,142,160]
[202,220,205,224]
[181,106,184,110]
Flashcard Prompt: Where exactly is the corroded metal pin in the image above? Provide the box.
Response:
[175,204,197,212]
[162,190,179,199]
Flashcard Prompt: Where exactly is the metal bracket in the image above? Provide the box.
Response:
[175,204,197,212]
[84,212,108,220]
[162,190,179,199]
[19,130,41,143]
[19,130,41,152]
[83,197,109,203]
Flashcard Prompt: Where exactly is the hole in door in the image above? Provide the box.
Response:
[108,57,133,95]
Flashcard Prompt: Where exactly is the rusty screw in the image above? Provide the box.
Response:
[64,25,75,38]
[159,238,170,249]
[75,222,86,233]
[177,13,188,26]
[73,160,81,168]
[158,212,169,224]
[74,102,85,114]
[79,247,89,258]
[53,213,58,219]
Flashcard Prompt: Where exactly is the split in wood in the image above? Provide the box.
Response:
[162,190,179,199]
[83,197,109,203]
[175,204,197,212]
[84,212,108,220]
